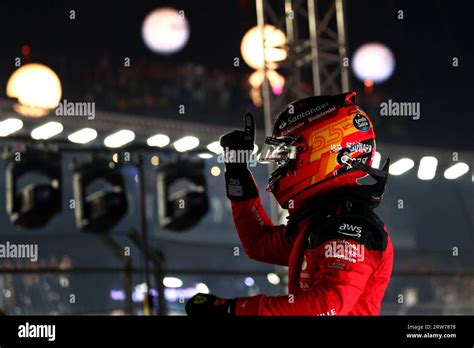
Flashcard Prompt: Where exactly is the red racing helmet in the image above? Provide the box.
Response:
[258,91,389,209]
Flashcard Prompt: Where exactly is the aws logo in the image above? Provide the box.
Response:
[337,223,362,238]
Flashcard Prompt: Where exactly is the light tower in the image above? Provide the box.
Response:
[254,0,351,293]
[256,0,351,127]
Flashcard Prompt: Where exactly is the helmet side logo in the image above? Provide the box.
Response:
[353,114,370,131]
[278,120,287,129]
[277,102,332,133]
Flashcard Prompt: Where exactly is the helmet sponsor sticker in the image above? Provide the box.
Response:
[281,102,330,128]
[336,152,371,175]
[346,141,372,153]
[353,113,370,131]
[277,101,333,132]
[331,141,373,154]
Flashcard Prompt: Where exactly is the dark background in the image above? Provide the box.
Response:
[0,0,473,147]
[0,0,472,315]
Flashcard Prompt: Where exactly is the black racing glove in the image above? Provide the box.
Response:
[185,293,235,317]
[219,112,258,201]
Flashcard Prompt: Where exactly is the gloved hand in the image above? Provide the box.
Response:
[219,112,258,200]
[185,293,235,317]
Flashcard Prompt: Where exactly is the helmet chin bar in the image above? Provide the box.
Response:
[266,162,292,192]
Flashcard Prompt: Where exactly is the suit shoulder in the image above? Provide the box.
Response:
[308,210,388,251]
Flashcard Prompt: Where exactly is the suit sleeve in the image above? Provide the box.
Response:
[234,222,386,316]
[231,196,295,266]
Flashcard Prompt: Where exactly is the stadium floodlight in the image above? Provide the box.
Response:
[142,7,190,55]
[352,42,395,84]
[197,153,213,159]
[371,152,382,169]
[173,136,199,152]
[0,118,23,137]
[244,277,255,287]
[147,134,170,147]
[31,121,63,140]
[195,283,209,294]
[388,158,414,176]
[68,128,98,144]
[417,156,438,180]
[206,141,223,154]
[267,273,280,285]
[104,130,135,148]
[73,158,128,233]
[6,63,62,117]
[163,277,183,288]
[210,166,221,176]
[444,162,469,180]
[5,150,62,228]
[249,69,285,95]
[240,25,287,70]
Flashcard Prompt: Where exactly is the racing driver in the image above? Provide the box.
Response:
[186,92,393,316]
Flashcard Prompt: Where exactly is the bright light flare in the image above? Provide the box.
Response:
[142,7,190,55]
[210,166,221,176]
[372,151,381,169]
[352,42,395,83]
[31,121,63,140]
[68,128,98,144]
[417,156,438,180]
[173,136,199,152]
[163,277,183,288]
[444,162,469,180]
[6,63,62,115]
[195,283,210,294]
[0,118,23,137]
[147,134,170,147]
[104,130,135,148]
[207,141,223,154]
[240,25,287,70]
[267,273,280,285]
[389,158,415,176]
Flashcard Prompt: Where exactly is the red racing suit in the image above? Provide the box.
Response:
[232,194,394,316]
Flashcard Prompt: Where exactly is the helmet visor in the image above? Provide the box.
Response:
[258,136,297,166]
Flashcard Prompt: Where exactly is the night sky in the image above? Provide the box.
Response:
[0,0,473,149]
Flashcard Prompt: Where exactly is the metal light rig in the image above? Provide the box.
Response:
[256,0,351,128]
[255,0,351,293]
